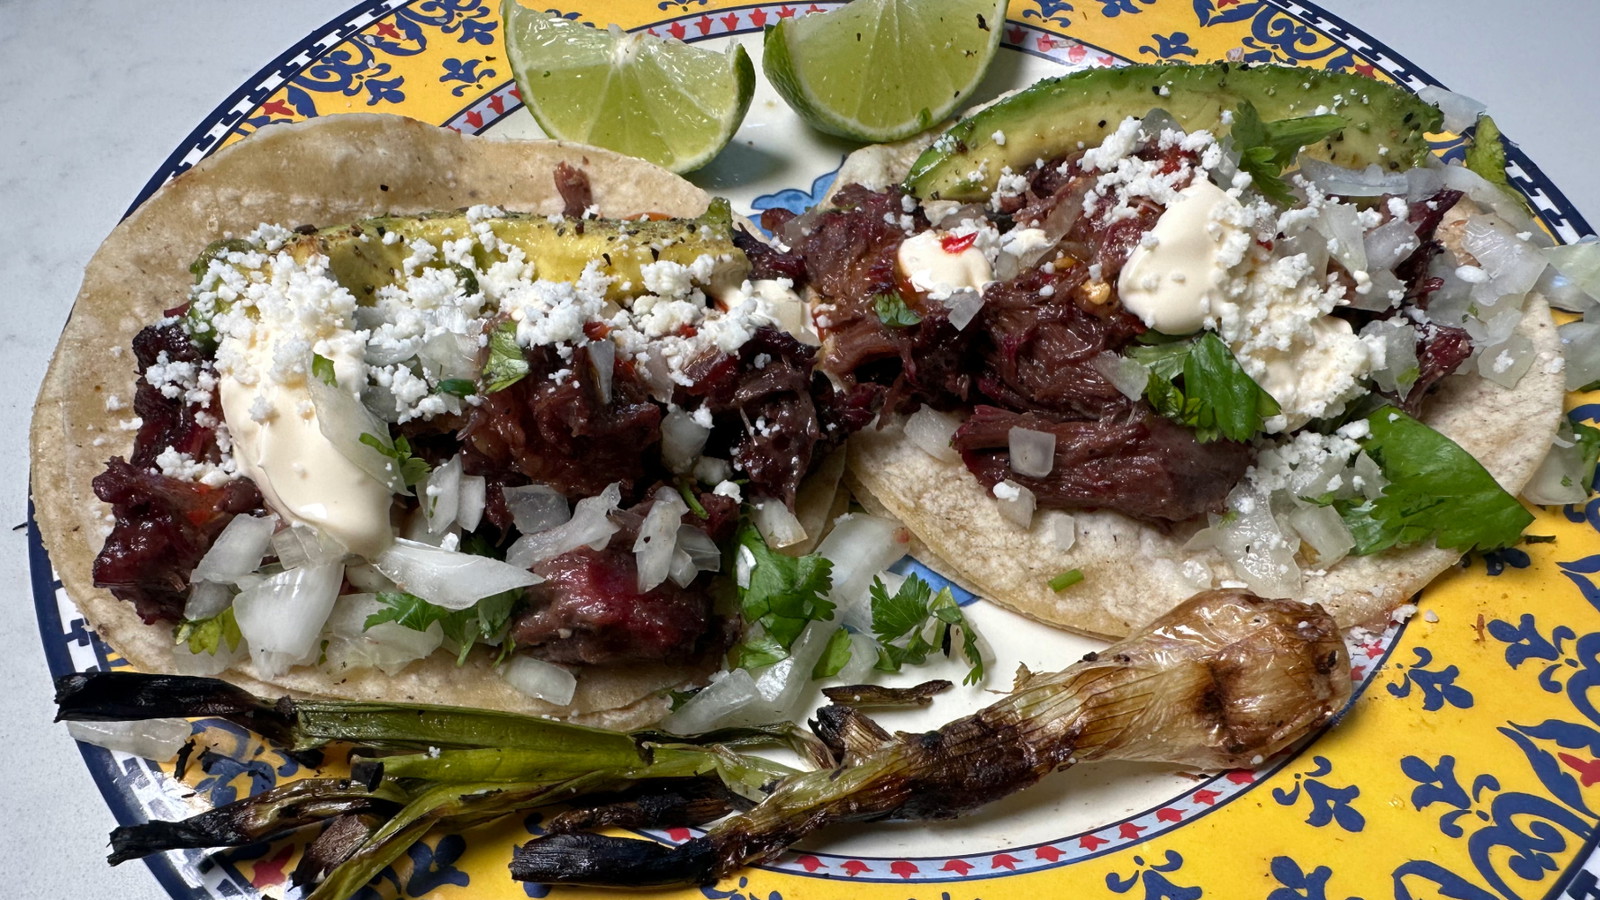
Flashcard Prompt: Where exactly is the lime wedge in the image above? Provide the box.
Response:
[763,0,1007,143]
[502,3,755,173]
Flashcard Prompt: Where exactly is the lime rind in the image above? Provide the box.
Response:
[762,0,1007,143]
[502,5,754,173]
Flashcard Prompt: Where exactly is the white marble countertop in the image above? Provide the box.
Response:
[2,2,1596,898]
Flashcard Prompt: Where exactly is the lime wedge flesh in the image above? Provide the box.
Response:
[763,0,1007,143]
[502,4,754,173]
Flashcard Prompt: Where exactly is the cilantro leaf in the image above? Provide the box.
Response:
[175,607,241,656]
[1574,421,1600,493]
[729,523,835,664]
[359,432,431,487]
[874,291,922,328]
[1127,333,1279,442]
[868,574,985,685]
[483,320,530,393]
[366,589,520,666]
[311,353,338,386]
[811,626,854,679]
[1334,407,1534,555]
[1230,101,1348,205]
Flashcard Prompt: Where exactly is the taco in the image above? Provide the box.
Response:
[31,114,864,728]
[760,64,1569,639]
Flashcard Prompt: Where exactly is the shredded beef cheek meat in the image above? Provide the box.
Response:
[976,265,1144,419]
[953,406,1251,524]
[91,322,261,623]
[554,162,594,220]
[512,494,738,666]
[93,459,263,624]
[462,341,665,509]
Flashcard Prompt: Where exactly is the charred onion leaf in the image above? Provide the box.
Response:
[107,778,403,865]
[1127,332,1279,442]
[511,589,1351,887]
[1230,101,1349,205]
[1335,406,1534,555]
[821,680,951,707]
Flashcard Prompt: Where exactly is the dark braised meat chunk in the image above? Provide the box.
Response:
[511,493,738,666]
[93,459,263,624]
[91,322,258,623]
[554,162,594,220]
[952,406,1252,524]
[462,341,665,507]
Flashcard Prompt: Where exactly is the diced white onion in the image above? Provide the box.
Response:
[457,474,486,533]
[1560,321,1600,391]
[837,630,880,683]
[752,499,806,549]
[1298,158,1408,197]
[183,580,233,621]
[905,406,962,463]
[1439,165,1540,233]
[694,456,732,485]
[668,549,697,588]
[271,523,347,570]
[748,620,834,721]
[589,339,616,403]
[1204,486,1300,598]
[502,656,578,706]
[1288,504,1355,567]
[1008,427,1056,478]
[503,484,571,535]
[660,668,761,734]
[375,539,541,610]
[1090,352,1150,400]
[191,513,278,585]
[1416,86,1487,134]
[661,407,712,473]
[1052,514,1077,552]
[1361,319,1420,399]
[423,454,463,536]
[1463,216,1546,303]
[418,331,480,385]
[506,483,620,568]
[817,514,909,630]
[1404,165,1448,203]
[1353,452,1388,500]
[322,592,444,676]
[1311,200,1367,275]
[994,480,1036,529]
[1542,240,1600,312]
[67,719,192,761]
[234,561,344,677]
[305,374,407,494]
[1365,218,1420,273]
[1476,333,1535,389]
[635,487,688,592]
[171,637,245,676]
[678,525,722,572]
[942,288,985,331]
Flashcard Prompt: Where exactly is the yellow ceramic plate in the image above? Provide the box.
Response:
[31,1,1600,898]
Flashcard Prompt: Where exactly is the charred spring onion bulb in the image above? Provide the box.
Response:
[55,589,1349,894]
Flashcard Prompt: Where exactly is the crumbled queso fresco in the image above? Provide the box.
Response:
[155,208,785,486]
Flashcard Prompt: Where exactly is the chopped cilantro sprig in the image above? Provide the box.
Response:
[365,589,520,666]
[873,291,922,328]
[483,320,530,393]
[1230,101,1349,205]
[1127,332,1279,442]
[1334,407,1534,555]
[359,432,431,488]
[729,523,836,669]
[869,575,985,686]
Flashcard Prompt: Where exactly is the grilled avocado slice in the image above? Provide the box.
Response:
[904,62,1444,202]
